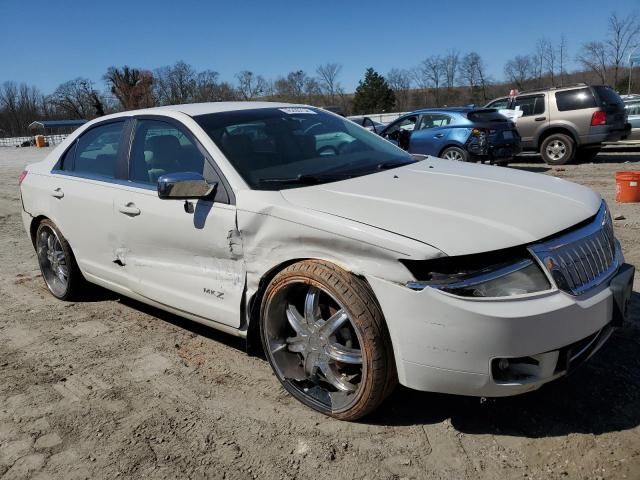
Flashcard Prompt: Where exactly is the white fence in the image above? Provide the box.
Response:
[0,134,68,148]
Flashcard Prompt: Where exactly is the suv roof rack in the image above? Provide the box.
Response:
[518,83,588,95]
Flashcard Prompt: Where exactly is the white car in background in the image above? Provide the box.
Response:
[19,102,634,420]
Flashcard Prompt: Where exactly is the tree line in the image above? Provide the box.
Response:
[1,11,638,137]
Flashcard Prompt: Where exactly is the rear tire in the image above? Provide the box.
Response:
[540,133,575,165]
[260,260,397,420]
[440,146,469,162]
[35,219,84,300]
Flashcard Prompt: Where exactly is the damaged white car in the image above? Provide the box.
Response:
[19,102,635,420]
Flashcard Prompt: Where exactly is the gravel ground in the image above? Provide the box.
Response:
[0,146,639,480]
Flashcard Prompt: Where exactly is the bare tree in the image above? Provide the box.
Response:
[460,52,489,103]
[104,66,154,110]
[49,78,105,119]
[577,41,609,83]
[606,11,640,87]
[235,71,266,100]
[538,38,556,84]
[316,63,343,103]
[273,70,311,101]
[443,50,459,91]
[0,81,44,136]
[386,68,412,111]
[559,34,569,86]
[154,61,196,105]
[413,55,444,106]
[504,55,534,90]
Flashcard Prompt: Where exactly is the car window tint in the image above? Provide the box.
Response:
[418,114,452,129]
[488,99,509,109]
[129,120,205,185]
[555,88,597,111]
[72,122,125,179]
[59,142,77,171]
[513,95,545,116]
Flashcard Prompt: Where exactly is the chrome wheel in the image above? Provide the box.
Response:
[545,140,567,162]
[264,283,364,412]
[36,225,69,297]
[443,149,465,161]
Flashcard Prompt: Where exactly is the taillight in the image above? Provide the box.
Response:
[18,170,28,186]
[591,111,607,126]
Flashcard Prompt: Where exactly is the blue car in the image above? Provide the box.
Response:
[378,108,521,164]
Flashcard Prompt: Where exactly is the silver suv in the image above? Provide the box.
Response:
[486,84,630,165]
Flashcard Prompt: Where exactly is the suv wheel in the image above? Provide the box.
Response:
[540,133,575,165]
[260,260,397,420]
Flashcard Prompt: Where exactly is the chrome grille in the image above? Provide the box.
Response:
[529,203,619,296]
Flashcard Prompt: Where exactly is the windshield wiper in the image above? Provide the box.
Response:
[257,173,354,185]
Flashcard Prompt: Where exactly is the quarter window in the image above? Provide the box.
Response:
[129,120,205,185]
[70,121,125,179]
[555,88,597,111]
[513,95,545,116]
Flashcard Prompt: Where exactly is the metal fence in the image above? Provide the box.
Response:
[0,134,68,148]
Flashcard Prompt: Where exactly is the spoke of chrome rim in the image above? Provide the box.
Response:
[47,234,54,252]
[304,287,320,323]
[320,309,348,335]
[285,336,306,353]
[320,363,356,392]
[286,304,309,336]
[325,343,362,364]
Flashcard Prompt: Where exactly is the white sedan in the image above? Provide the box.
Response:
[19,102,634,420]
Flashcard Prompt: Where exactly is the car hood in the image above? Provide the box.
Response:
[280,159,602,256]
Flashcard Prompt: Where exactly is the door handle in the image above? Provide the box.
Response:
[434,133,445,138]
[118,203,141,216]
[534,116,546,121]
[50,188,64,199]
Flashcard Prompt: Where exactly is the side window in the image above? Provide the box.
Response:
[129,120,205,185]
[59,142,77,171]
[555,88,597,111]
[488,98,509,110]
[70,122,125,179]
[384,115,418,139]
[417,114,452,129]
[513,95,545,116]
[625,103,640,116]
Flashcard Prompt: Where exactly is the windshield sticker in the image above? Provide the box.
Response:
[279,107,317,115]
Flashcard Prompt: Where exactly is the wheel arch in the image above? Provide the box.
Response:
[29,215,50,247]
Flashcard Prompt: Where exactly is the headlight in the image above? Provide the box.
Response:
[404,258,551,298]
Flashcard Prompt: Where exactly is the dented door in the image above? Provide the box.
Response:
[112,185,245,328]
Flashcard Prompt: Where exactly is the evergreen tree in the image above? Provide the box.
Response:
[352,68,396,114]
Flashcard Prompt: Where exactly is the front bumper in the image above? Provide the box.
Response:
[367,268,628,397]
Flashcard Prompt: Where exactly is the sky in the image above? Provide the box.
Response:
[1,0,640,95]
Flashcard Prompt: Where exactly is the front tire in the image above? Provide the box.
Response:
[260,260,397,420]
[35,220,84,300]
[540,133,575,165]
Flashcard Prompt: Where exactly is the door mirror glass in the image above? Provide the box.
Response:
[157,172,216,200]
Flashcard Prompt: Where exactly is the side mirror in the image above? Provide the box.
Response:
[157,172,216,200]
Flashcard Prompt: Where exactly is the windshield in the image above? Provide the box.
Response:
[193,107,413,190]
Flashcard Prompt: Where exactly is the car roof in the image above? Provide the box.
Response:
[100,101,301,120]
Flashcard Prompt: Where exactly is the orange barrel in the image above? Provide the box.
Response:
[35,135,46,148]
[616,171,640,203]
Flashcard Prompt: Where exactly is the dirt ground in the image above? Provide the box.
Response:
[0,146,639,480]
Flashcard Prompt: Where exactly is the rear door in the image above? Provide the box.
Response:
[625,102,640,140]
[48,119,129,287]
[410,113,454,155]
[511,94,547,148]
[112,116,245,328]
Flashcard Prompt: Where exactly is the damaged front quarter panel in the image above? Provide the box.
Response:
[235,189,445,330]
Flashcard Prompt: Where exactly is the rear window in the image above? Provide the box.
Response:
[593,86,624,108]
[467,110,508,122]
[555,88,597,111]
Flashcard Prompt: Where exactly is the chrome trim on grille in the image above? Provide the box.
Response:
[529,203,619,296]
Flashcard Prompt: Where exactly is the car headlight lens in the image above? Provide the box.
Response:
[405,258,551,297]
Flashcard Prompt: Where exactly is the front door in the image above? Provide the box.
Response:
[511,94,548,148]
[113,117,245,328]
